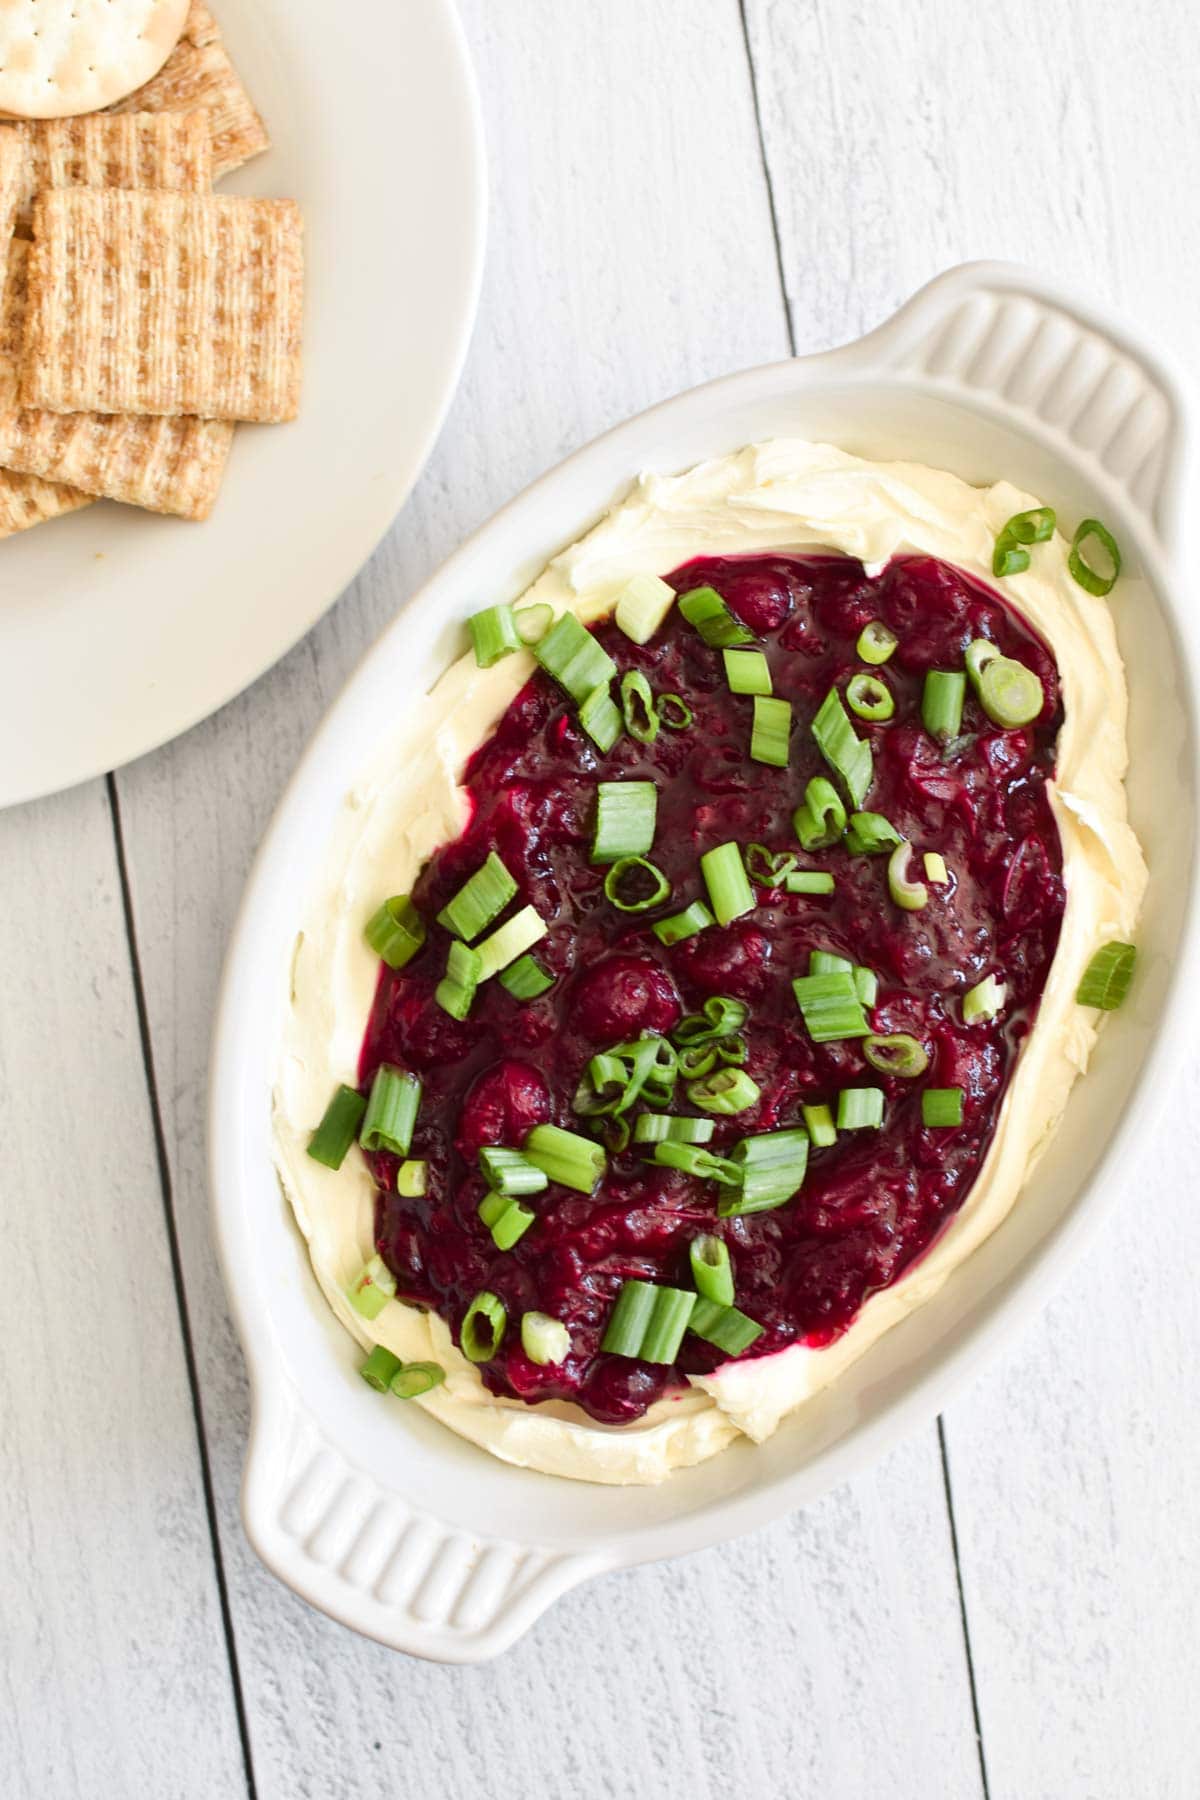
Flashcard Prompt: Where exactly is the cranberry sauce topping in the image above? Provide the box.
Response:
[359,554,1065,1425]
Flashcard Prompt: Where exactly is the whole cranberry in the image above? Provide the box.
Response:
[569,954,682,1044]
[456,1059,551,1153]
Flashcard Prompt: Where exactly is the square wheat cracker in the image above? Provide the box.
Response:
[0,110,212,235]
[106,1,270,181]
[0,467,91,537]
[23,189,302,426]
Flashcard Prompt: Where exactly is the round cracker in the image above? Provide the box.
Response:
[0,0,189,119]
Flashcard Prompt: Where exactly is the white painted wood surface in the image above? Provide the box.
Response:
[2,1,1197,1794]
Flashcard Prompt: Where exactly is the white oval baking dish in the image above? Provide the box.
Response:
[210,261,1198,1663]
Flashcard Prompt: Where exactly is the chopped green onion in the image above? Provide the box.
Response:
[578,1035,675,1117]
[922,671,966,743]
[521,1311,571,1365]
[499,953,555,1001]
[857,620,898,665]
[364,894,426,970]
[802,1102,836,1147]
[360,1345,403,1392]
[389,1362,446,1399]
[686,1067,761,1114]
[962,973,1007,1024]
[633,1113,715,1145]
[844,810,902,856]
[601,1280,696,1362]
[924,852,949,884]
[812,686,872,808]
[809,949,851,975]
[793,775,847,850]
[745,843,798,888]
[592,780,657,864]
[678,1043,718,1080]
[993,506,1056,578]
[652,899,715,945]
[615,573,676,644]
[863,1033,929,1078]
[922,1087,964,1127]
[722,1129,809,1215]
[307,1084,367,1169]
[604,855,671,912]
[689,1234,735,1306]
[688,1297,763,1356]
[514,602,553,645]
[461,1291,507,1361]
[653,1141,743,1184]
[434,938,482,1020]
[360,1065,421,1155]
[700,841,756,926]
[792,970,870,1042]
[591,1113,632,1153]
[837,1086,884,1130]
[478,1146,548,1196]
[656,693,693,730]
[678,584,754,648]
[854,965,878,1007]
[578,682,623,751]
[1068,518,1121,596]
[785,870,835,895]
[750,695,792,767]
[468,603,522,668]
[846,672,895,721]
[1076,940,1136,1010]
[475,905,548,980]
[620,670,660,744]
[533,611,618,703]
[396,1158,427,1196]
[347,1253,397,1321]
[965,638,1000,694]
[887,840,929,912]
[478,1191,535,1250]
[723,648,772,695]
[437,851,518,942]
[674,997,748,1044]
[524,1123,606,1193]
[979,657,1044,728]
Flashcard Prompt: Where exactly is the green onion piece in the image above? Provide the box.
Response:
[360,1345,403,1392]
[633,1112,715,1145]
[653,1140,743,1184]
[347,1253,397,1321]
[922,670,966,743]
[620,670,661,745]
[434,938,482,1020]
[478,1193,535,1251]
[592,779,657,864]
[360,1065,421,1155]
[924,852,949,884]
[640,1290,701,1362]
[578,682,623,752]
[793,775,847,850]
[745,843,798,888]
[857,620,898,665]
[812,686,873,808]
[652,899,715,946]
[601,1279,696,1363]
[686,1067,761,1114]
[853,965,878,1007]
[498,953,555,1001]
[979,657,1044,728]
[461,1291,507,1361]
[688,1297,763,1356]
[678,584,754,648]
[802,1101,836,1147]
[678,1043,717,1080]
[590,1113,632,1153]
[837,1086,885,1130]
[389,1362,446,1399]
[962,973,1007,1025]
[477,1190,508,1229]
[844,810,903,856]
[521,1311,571,1365]
[468,603,522,668]
[785,870,835,895]
[364,894,426,970]
[846,672,895,721]
[922,1087,964,1127]
[965,638,1000,694]
[478,1146,549,1196]
[514,602,553,645]
[437,851,518,942]
[656,693,693,730]
[700,840,756,925]
[792,970,870,1042]
[1068,518,1122,597]
[396,1158,427,1196]
[1076,940,1136,1010]
[615,572,677,644]
[722,1129,809,1216]
[809,950,851,975]
[673,996,748,1044]
[887,840,929,912]
[604,855,671,912]
[689,1234,735,1306]
[307,1084,367,1169]
[524,1123,606,1193]
[723,648,772,695]
[993,506,1056,578]
[579,1035,675,1117]
[475,905,548,980]
[533,611,618,703]
[750,695,793,767]
[863,1033,929,1078]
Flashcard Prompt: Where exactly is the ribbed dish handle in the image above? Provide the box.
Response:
[838,260,1191,555]
[242,1381,603,1662]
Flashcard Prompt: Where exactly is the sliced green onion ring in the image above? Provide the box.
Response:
[652,899,715,946]
[887,840,929,912]
[678,585,754,649]
[922,1087,964,1127]
[476,905,548,980]
[578,683,622,752]
[499,953,555,1001]
[1068,518,1121,597]
[922,670,966,743]
[962,973,1007,1024]
[601,1280,696,1362]
[360,1065,421,1155]
[365,894,426,970]
[468,602,522,668]
[533,611,617,703]
[673,995,748,1045]
[686,1067,761,1114]
[745,842,798,888]
[524,1123,606,1193]
[992,506,1056,578]
[924,852,949,885]
[396,1158,427,1196]
[389,1362,446,1399]
[965,638,1001,694]
[722,1129,809,1216]
[689,1234,735,1306]
[653,1141,743,1185]
[700,840,756,925]
[750,695,793,767]
[656,693,693,731]
[979,657,1044,728]
[837,1086,885,1130]
[615,573,676,644]
[792,970,870,1042]
[846,672,895,721]
[723,648,772,695]
[863,1033,929,1078]
[620,670,660,745]
[677,1042,717,1080]
[461,1291,507,1361]
[785,870,835,895]
[478,1193,535,1251]
[514,602,553,645]
[437,851,518,942]
[360,1345,403,1392]
[632,1113,715,1145]
[478,1146,549,1196]
[793,774,847,851]
[844,810,902,856]
[687,1296,763,1356]
[592,780,657,864]
[521,1311,571,1365]
[854,964,878,1007]
[1076,940,1136,1010]
[434,938,482,1021]
[812,686,872,808]
[604,855,671,912]
[347,1253,397,1321]
[802,1101,837,1147]
[857,620,898,665]
[307,1084,367,1170]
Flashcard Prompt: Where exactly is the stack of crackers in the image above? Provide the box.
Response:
[0,2,303,537]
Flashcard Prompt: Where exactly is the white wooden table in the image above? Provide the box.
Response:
[4,3,1198,1794]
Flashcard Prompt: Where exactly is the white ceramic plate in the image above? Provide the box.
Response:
[0,0,486,810]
